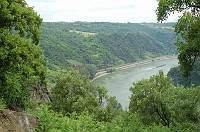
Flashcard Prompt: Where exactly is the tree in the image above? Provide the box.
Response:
[0,0,46,111]
[129,71,173,126]
[51,68,123,122]
[129,71,200,127]
[79,64,97,79]
[167,58,200,87]
[51,68,99,114]
[156,0,200,76]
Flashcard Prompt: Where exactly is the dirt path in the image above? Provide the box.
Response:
[91,55,177,82]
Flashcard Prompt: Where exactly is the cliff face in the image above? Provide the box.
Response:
[29,84,51,102]
[0,109,37,132]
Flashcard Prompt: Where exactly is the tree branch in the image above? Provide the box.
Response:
[155,107,168,126]
[160,102,170,127]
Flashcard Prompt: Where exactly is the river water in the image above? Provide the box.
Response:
[93,58,178,109]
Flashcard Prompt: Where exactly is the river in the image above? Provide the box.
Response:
[93,57,178,109]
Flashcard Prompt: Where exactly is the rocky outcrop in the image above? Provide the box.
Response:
[29,84,51,102]
[0,84,50,131]
[0,109,37,132]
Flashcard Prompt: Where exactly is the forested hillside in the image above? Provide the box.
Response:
[40,22,177,70]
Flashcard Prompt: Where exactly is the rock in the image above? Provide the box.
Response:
[0,109,37,132]
[29,84,51,102]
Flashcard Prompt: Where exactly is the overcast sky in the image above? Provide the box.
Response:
[26,0,179,23]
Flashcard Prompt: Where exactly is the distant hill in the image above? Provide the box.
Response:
[40,22,177,70]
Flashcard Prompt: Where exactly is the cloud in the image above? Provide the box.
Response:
[27,0,179,23]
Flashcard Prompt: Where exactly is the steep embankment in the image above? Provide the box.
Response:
[40,22,177,70]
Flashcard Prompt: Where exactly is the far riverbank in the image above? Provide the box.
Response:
[91,55,177,82]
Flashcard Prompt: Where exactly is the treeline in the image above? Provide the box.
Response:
[40,22,177,73]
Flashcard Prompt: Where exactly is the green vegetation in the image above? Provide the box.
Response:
[157,0,200,90]
[40,22,177,72]
[168,58,200,87]
[129,71,200,129]
[33,106,142,132]
[33,71,200,131]
[156,0,200,76]
[0,0,46,111]
[51,68,122,122]
[0,0,199,131]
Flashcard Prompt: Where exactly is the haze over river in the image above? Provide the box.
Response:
[94,57,178,109]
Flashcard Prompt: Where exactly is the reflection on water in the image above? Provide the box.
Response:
[93,58,178,109]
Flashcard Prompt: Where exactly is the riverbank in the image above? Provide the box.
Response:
[93,56,178,109]
[91,55,177,82]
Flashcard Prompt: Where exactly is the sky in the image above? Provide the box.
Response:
[26,0,180,23]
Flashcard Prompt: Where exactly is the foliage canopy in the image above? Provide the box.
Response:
[129,71,200,129]
[0,0,46,111]
[157,0,200,76]
[51,68,122,122]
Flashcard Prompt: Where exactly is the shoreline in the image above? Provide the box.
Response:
[91,55,177,82]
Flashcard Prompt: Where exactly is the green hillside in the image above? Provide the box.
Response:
[40,22,177,70]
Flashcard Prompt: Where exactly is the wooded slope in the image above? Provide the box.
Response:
[40,22,177,70]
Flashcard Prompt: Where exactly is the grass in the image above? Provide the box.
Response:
[69,30,97,37]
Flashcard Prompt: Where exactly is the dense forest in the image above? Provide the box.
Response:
[0,0,200,131]
[40,22,177,71]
